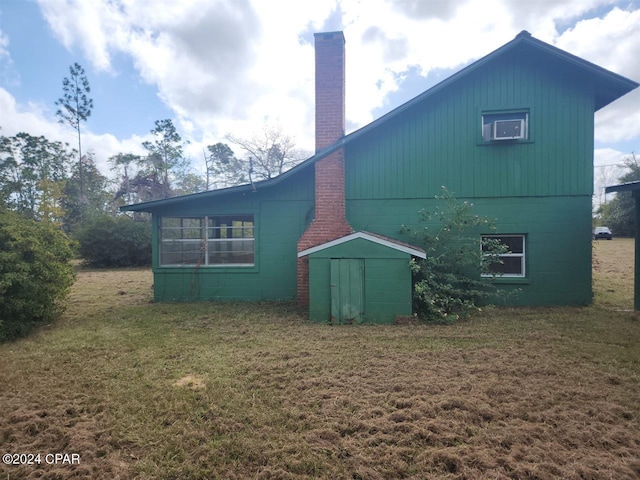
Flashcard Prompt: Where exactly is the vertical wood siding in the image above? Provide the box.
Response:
[308,239,413,323]
[151,169,314,302]
[345,52,595,200]
[343,51,597,306]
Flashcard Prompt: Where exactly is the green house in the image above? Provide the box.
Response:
[122,31,638,323]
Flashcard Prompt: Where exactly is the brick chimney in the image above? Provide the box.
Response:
[297,31,353,306]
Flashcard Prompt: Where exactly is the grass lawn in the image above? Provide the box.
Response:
[1,238,639,479]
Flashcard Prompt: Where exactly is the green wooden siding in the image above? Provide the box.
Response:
[144,44,602,310]
[150,169,314,302]
[336,51,597,308]
[347,196,593,306]
[308,238,414,323]
[345,53,594,200]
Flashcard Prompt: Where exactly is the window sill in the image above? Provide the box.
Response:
[156,265,259,274]
[477,139,534,147]
[484,276,530,285]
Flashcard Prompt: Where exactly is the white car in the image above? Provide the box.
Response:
[593,227,612,240]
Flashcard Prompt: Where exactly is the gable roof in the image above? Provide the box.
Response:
[297,231,427,258]
[121,31,639,213]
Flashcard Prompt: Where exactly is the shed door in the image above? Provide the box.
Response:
[330,259,364,324]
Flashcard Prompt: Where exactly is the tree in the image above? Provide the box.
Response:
[110,153,143,206]
[594,163,624,210]
[141,119,189,199]
[597,153,639,237]
[37,178,66,224]
[402,187,510,323]
[75,215,151,268]
[205,142,246,189]
[62,152,112,231]
[0,133,73,221]
[55,63,93,201]
[173,173,207,196]
[226,123,309,182]
[0,209,76,341]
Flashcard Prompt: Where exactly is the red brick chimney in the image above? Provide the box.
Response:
[297,31,353,306]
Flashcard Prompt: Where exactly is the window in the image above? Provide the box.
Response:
[481,110,529,142]
[160,215,254,266]
[481,235,525,277]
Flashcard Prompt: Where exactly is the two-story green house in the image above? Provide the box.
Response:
[122,30,638,323]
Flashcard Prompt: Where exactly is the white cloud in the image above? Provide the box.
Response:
[12,0,640,170]
[554,7,640,143]
[0,29,19,88]
[0,88,65,141]
[339,0,633,130]
[0,30,9,58]
[555,6,640,80]
[594,147,631,169]
[35,0,328,149]
[38,0,116,72]
[0,87,147,176]
[596,90,640,143]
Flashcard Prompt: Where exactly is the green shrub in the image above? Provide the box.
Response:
[0,210,76,341]
[403,188,510,323]
[75,215,151,267]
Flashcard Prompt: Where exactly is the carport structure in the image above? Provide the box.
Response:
[605,180,640,310]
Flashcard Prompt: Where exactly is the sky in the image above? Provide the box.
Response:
[1,0,639,204]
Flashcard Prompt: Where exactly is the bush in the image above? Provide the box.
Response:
[403,188,510,323]
[75,215,151,267]
[0,210,76,341]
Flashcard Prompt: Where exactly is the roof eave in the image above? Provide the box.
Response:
[605,181,640,194]
[297,231,426,258]
[119,182,258,212]
[119,142,349,213]
[120,31,638,213]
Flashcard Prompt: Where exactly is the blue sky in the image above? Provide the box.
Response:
[1,0,174,139]
[1,0,639,203]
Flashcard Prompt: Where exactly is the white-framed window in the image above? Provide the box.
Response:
[481,234,525,277]
[160,215,254,266]
[481,110,529,142]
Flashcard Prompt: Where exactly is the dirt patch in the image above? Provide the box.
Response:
[173,374,206,390]
[0,394,134,479]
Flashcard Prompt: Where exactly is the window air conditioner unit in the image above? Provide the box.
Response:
[493,119,525,140]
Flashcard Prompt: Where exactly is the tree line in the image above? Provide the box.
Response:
[0,62,309,340]
[0,63,309,233]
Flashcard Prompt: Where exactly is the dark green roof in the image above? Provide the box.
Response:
[121,30,639,213]
[605,181,640,194]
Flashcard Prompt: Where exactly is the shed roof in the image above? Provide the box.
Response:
[297,231,426,259]
[605,181,640,194]
[121,31,639,213]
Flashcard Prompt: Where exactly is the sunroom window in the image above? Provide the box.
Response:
[160,215,254,266]
[481,234,525,277]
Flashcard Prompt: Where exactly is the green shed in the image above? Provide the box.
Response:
[298,232,426,324]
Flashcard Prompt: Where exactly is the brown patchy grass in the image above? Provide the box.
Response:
[593,237,634,309]
[1,244,640,479]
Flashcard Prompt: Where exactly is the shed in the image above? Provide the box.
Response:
[298,232,426,324]
[605,180,640,310]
